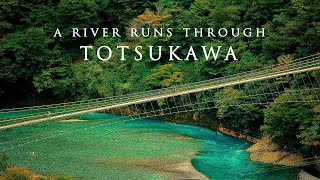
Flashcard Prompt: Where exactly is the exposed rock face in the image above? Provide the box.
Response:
[316,156,320,172]
[298,170,320,180]
[218,127,259,143]
[246,136,305,166]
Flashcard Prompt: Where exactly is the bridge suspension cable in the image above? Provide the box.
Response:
[0,53,319,130]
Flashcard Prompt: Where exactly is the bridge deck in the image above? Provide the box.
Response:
[0,56,319,130]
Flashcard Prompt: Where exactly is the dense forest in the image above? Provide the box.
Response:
[0,0,319,157]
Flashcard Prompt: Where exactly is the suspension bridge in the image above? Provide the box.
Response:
[1,53,320,130]
[0,54,319,178]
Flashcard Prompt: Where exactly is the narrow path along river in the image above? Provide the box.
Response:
[0,113,296,179]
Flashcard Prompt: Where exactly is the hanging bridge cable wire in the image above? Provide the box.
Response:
[0,105,153,145]
[1,82,318,174]
[1,81,318,148]
[0,115,119,148]
[0,113,141,151]
[3,52,320,114]
[1,53,318,125]
[3,105,318,174]
[8,111,318,177]
[314,71,320,88]
[0,112,116,146]
[306,72,319,101]
[292,73,306,102]
[2,99,189,149]
[0,54,320,148]
[1,101,319,175]
[0,93,308,150]
[0,82,318,147]
[300,73,312,97]
[0,60,318,126]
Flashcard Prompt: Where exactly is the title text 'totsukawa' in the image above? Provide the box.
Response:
[80,45,238,61]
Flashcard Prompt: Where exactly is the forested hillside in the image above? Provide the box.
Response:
[0,0,319,156]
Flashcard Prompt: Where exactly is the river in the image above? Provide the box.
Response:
[0,113,296,179]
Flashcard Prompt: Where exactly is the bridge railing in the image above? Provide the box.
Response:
[0,53,319,127]
[1,54,319,115]
[2,53,319,113]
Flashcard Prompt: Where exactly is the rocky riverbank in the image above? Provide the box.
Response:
[218,126,305,166]
[246,136,305,166]
[161,111,308,166]
[103,109,315,171]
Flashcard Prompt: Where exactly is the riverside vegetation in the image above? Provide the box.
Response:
[0,0,319,173]
[0,151,74,180]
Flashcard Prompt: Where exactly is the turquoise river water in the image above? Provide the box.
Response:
[0,113,297,179]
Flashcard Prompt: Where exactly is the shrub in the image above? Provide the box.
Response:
[4,167,32,180]
[0,151,13,172]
